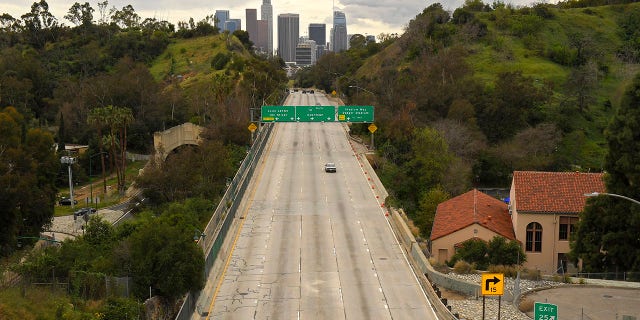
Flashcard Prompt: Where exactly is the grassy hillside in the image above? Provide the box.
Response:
[470,4,640,106]
[149,34,253,81]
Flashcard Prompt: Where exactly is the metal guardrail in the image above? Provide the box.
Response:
[175,92,287,320]
[174,122,274,320]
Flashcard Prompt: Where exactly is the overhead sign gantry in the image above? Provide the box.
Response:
[261,105,374,123]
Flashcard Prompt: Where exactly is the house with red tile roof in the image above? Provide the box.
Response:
[509,171,605,274]
[430,189,516,264]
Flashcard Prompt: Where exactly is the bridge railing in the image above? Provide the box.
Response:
[175,90,291,320]
[174,121,274,320]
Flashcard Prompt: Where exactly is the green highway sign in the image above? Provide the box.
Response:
[338,105,374,122]
[534,302,558,320]
[296,106,335,122]
[262,105,373,123]
[261,105,296,122]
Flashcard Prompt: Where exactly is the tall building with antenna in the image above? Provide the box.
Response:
[261,0,273,55]
[332,10,348,52]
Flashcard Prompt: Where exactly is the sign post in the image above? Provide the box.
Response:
[368,124,377,149]
[481,273,505,320]
[248,123,257,144]
[534,302,558,320]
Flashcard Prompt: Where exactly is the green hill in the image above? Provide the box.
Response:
[301,1,640,236]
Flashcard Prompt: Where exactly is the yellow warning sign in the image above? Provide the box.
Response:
[248,123,257,132]
[368,123,378,133]
[481,273,504,296]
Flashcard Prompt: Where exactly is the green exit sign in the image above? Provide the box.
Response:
[261,105,296,122]
[296,106,335,122]
[261,105,373,123]
[534,302,558,320]
[338,106,374,123]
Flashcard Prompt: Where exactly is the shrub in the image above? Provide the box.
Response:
[449,238,489,269]
[211,52,230,70]
[519,297,535,312]
[520,268,541,281]
[487,264,518,277]
[453,260,476,274]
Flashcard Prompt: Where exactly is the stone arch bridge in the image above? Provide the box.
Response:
[153,123,204,161]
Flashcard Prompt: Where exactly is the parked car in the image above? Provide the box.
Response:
[73,207,97,221]
[58,197,78,206]
[324,162,337,173]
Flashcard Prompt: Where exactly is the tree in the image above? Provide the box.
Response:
[127,214,205,300]
[449,238,489,269]
[65,2,95,27]
[20,0,59,48]
[572,72,640,273]
[87,107,109,194]
[487,236,526,266]
[233,30,253,50]
[110,5,140,29]
[416,186,450,238]
[0,107,58,256]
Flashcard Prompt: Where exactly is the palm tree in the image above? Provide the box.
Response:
[88,107,109,194]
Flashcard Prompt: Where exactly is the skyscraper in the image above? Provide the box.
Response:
[246,9,258,45]
[256,20,269,54]
[277,13,299,63]
[261,0,273,55]
[215,10,229,31]
[332,11,348,52]
[296,38,317,66]
[309,23,326,47]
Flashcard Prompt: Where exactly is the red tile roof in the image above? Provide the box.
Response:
[512,171,605,214]
[431,189,515,241]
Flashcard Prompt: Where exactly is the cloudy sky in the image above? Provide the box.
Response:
[4,0,535,44]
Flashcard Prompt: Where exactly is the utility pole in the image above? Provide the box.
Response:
[61,156,77,209]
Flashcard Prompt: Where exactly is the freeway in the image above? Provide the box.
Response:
[204,91,437,319]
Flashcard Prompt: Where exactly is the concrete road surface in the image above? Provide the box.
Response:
[525,286,640,320]
[201,92,437,319]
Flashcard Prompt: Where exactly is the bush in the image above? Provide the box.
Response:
[487,264,518,277]
[520,268,541,281]
[519,297,535,313]
[453,260,476,274]
[211,52,230,70]
[449,238,489,269]
[97,297,144,320]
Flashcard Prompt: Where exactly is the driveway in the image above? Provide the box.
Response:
[523,286,640,319]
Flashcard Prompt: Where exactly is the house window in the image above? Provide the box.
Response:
[526,222,543,252]
[559,216,579,240]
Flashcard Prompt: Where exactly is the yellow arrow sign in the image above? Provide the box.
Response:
[368,123,378,133]
[481,273,504,296]
[248,123,257,132]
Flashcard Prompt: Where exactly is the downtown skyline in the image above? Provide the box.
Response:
[0,0,537,40]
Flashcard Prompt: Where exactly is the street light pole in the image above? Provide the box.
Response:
[60,156,77,209]
[584,192,640,206]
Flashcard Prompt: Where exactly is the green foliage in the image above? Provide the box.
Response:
[211,52,231,70]
[617,7,640,62]
[0,107,58,256]
[449,238,489,269]
[127,213,205,300]
[416,186,450,237]
[98,297,144,320]
[449,236,525,270]
[572,72,640,273]
[487,236,526,265]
